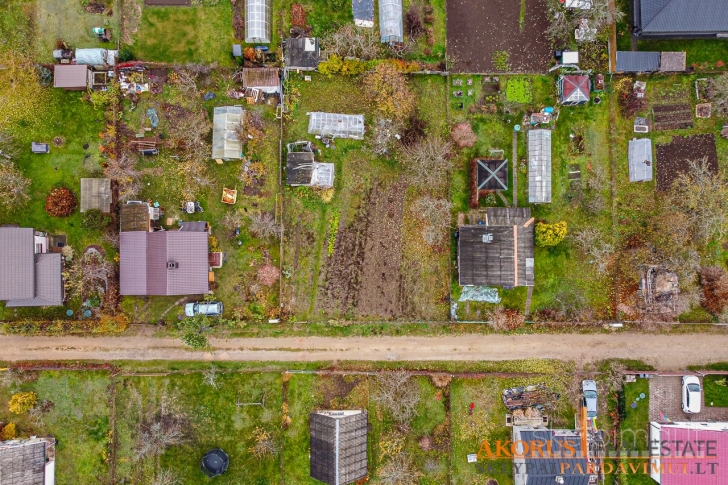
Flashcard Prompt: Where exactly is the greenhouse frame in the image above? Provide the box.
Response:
[379,0,403,43]
[212,106,244,160]
[527,129,552,204]
[307,112,365,140]
[245,0,271,43]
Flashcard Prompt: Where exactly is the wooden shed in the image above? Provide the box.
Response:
[80,178,112,213]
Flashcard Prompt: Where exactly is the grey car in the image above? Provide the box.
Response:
[582,379,598,418]
[185,301,224,317]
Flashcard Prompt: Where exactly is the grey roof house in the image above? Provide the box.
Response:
[284,38,320,70]
[458,208,535,288]
[0,437,56,485]
[0,227,64,308]
[119,223,210,296]
[310,410,368,485]
[628,138,653,182]
[527,129,552,204]
[632,0,728,38]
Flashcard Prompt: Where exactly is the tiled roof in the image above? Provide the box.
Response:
[0,227,35,300]
[120,230,209,296]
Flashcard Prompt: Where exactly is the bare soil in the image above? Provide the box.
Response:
[3,332,728,369]
[656,134,718,191]
[318,181,407,318]
[446,0,550,73]
[652,103,693,131]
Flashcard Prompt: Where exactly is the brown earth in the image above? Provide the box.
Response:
[655,134,718,191]
[446,0,551,73]
[318,181,407,318]
[3,332,728,369]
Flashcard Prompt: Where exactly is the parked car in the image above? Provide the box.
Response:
[185,301,223,317]
[682,376,702,414]
[582,379,598,418]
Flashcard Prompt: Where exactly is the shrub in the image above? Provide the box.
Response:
[363,63,416,122]
[45,187,77,217]
[0,422,16,440]
[451,122,477,148]
[9,392,37,414]
[258,263,281,286]
[700,266,728,314]
[81,209,111,230]
[535,221,567,247]
[505,77,533,104]
[181,332,209,350]
[118,47,135,62]
[318,55,366,76]
[405,4,424,38]
[209,235,220,252]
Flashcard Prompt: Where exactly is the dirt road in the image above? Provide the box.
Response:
[1,333,727,369]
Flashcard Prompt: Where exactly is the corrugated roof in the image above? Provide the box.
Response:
[513,428,591,485]
[637,0,728,35]
[616,51,661,72]
[0,440,46,485]
[120,230,209,296]
[628,138,653,182]
[527,130,552,203]
[6,253,64,307]
[310,411,368,485]
[179,221,209,232]
[0,227,35,300]
[379,0,403,43]
[80,178,112,212]
[241,68,280,88]
[284,38,320,69]
[120,203,150,232]
[53,65,90,89]
[655,426,728,485]
[286,152,315,185]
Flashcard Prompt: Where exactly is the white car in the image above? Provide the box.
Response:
[185,301,223,317]
[681,376,702,414]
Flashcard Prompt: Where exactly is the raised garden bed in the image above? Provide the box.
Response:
[652,103,693,131]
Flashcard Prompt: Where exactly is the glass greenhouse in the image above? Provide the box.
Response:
[307,112,365,140]
[379,0,403,43]
[245,0,271,43]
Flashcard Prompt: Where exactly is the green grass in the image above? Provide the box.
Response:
[132,1,235,64]
[114,372,282,484]
[0,371,112,484]
[34,0,121,63]
[703,374,728,407]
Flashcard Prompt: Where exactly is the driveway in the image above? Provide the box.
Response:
[649,375,728,422]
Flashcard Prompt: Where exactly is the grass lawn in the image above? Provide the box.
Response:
[0,370,112,484]
[35,0,121,63]
[114,371,282,484]
[703,375,728,407]
[618,378,653,485]
[131,0,235,65]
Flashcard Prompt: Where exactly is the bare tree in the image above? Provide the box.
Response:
[172,67,200,96]
[0,131,19,161]
[202,365,219,389]
[378,452,423,485]
[545,5,574,42]
[134,406,189,460]
[322,25,381,60]
[0,162,30,209]
[248,427,278,458]
[410,197,452,246]
[151,469,181,485]
[585,0,625,32]
[400,137,452,189]
[372,371,420,423]
[248,212,281,240]
[707,73,728,117]
[572,228,614,275]
[63,251,115,300]
[220,210,245,236]
[667,159,728,244]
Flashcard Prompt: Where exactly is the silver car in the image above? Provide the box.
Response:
[185,301,224,317]
[582,379,598,418]
[682,376,701,414]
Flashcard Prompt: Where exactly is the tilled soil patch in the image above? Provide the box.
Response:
[656,134,718,191]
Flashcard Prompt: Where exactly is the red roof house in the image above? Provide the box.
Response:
[559,75,591,105]
[650,422,728,484]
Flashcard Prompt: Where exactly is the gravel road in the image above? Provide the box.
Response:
[1,333,727,369]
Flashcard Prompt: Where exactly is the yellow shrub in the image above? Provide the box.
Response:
[0,422,17,440]
[8,392,37,414]
[535,221,567,247]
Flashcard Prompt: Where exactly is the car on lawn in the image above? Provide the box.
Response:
[582,379,598,418]
[682,375,702,414]
[185,301,224,317]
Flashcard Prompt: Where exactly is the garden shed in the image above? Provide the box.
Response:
[659,51,686,71]
[310,410,368,485]
[284,38,320,70]
[379,0,404,43]
[245,0,271,43]
[352,0,374,27]
[80,178,112,213]
[628,138,653,182]
[211,106,244,161]
[307,112,365,139]
[53,65,92,90]
[240,68,280,93]
[458,207,534,288]
[558,75,590,105]
[616,51,660,72]
[0,437,56,485]
[527,129,552,203]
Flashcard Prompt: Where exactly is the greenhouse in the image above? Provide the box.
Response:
[527,129,552,203]
[379,0,403,43]
[307,112,365,140]
[245,0,271,43]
